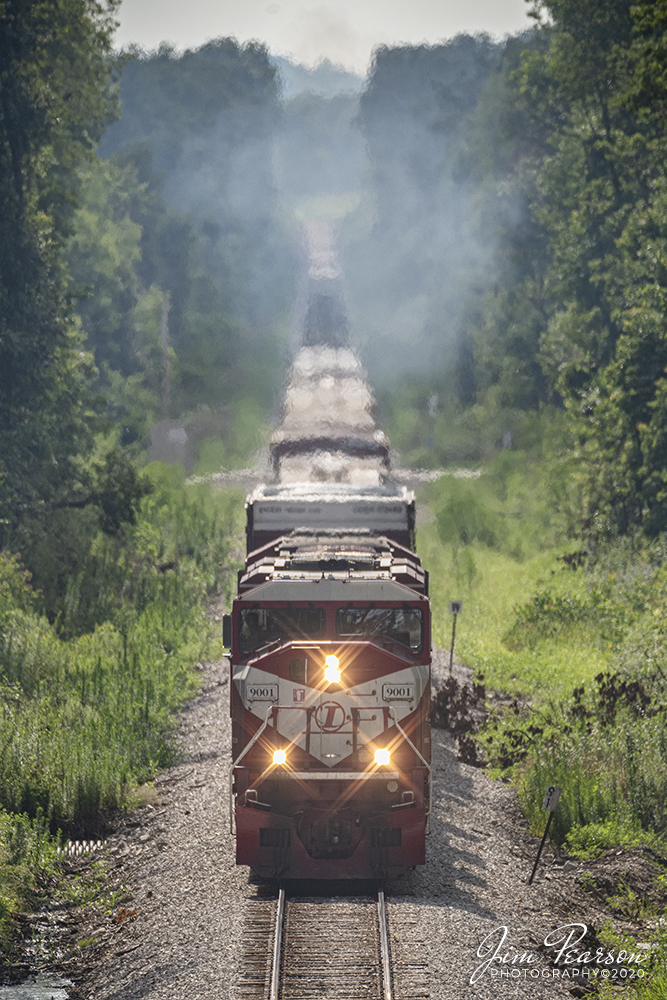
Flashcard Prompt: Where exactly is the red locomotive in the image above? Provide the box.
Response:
[225,520,432,879]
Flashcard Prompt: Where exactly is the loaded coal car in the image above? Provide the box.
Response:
[224,527,431,879]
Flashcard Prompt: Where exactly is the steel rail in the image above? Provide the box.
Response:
[377,888,393,1000]
[267,888,392,1000]
[269,887,286,1000]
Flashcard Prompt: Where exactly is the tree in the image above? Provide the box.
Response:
[347,37,503,390]
[515,0,667,535]
[0,0,121,534]
[99,39,296,333]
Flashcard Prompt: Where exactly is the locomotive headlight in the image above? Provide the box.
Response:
[272,749,287,765]
[324,655,341,684]
[374,748,391,766]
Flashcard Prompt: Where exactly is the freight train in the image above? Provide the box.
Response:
[225,265,432,879]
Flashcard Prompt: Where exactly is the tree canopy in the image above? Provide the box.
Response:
[517,0,667,535]
[0,0,124,534]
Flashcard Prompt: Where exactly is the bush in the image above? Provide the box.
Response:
[482,675,667,847]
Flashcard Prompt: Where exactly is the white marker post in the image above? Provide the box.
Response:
[528,785,562,885]
[449,601,462,675]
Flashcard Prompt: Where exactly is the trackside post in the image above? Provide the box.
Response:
[528,785,562,885]
[449,601,462,674]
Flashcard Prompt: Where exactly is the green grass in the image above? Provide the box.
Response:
[420,533,613,698]
[416,453,667,856]
[0,809,60,958]
[0,466,244,828]
[417,449,613,700]
[0,464,245,953]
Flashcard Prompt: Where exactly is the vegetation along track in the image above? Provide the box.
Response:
[237,882,416,1000]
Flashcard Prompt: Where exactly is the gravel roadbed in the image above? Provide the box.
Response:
[61,655,611,999]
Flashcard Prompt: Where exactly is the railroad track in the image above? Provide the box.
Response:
[238,883,395,1000]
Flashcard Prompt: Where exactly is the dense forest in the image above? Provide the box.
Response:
[345,1,667,541]
[2,0,667,986]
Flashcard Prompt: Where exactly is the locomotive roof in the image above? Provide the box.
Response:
[236,578,426,602]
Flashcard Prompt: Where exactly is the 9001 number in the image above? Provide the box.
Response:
[382,683,414,701]
[247,684,278,701]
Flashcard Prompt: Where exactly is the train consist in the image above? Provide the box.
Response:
[225,266,432,879]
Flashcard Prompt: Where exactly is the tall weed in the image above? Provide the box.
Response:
[0,808,60,956]
[0,467,244,832]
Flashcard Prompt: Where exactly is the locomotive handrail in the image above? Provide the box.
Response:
[229,707,274,833]
[228,702,320,831]
[387,706,433,831]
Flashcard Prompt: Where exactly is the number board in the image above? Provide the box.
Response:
[382,683,415,702]
[247,684,278,702]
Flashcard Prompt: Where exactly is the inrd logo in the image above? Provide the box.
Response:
[314,701,346,732]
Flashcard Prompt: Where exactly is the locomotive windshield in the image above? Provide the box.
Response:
[335,607,423,653]
[239,606,326,653]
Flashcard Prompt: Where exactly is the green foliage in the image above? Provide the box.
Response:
[68,156,143,374]
[436,479,500,549]
[516,712,667,844]
[418,454,607,703]
[0,0,120,529]
[343,34,506,391]
[0,458,245,954]
[64,137,290,446]
[565,822,649,859]
[0,471,243,833]
[472,536,667,849]
[351,4,667,542]
[0,440,154,622]
[0,808,60,956]
[420,442,667,857]
[100,39,297,334]
[477,657,667,844]
[504,580,637,650]
[52,461,241,636]
[513,0,667,537]
[430,443,579,560]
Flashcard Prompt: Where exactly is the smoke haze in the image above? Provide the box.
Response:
[98,33,534,467]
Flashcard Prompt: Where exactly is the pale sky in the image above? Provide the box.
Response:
[114,0,533,76]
